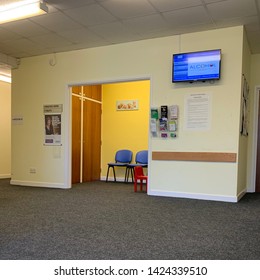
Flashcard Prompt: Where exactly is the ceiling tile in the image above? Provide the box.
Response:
[203,0,228,3]
[0,42,14,55]
[175,23,217,35]
[58,28,105,44]
[215,15,259,29]
[123,14,169,34]
[64,41,109,51]
[52,41,110,53]
[246,30,260,53]
[0,27,22,41]
[45,0,95,10]
[8,51,30,57]
[243,17,260,32]
[30,12,82,32]
[0,41,24,55]
[30,33,73,48]
[1,19,49,37]
[21,48,54,57]
[4,38,45,54]
[100,0,156,19]
[148,0,202,12]
[163,6,211,27]
[63,3,117,26]
[207,0,257,19]
[89,22,142,43]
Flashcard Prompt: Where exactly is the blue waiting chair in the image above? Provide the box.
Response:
[126,150,148,182]
[106,149,133,182]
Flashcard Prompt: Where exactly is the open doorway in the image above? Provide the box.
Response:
[70,79,150,185]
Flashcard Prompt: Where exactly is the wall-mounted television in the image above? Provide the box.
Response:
[172,49,221,83]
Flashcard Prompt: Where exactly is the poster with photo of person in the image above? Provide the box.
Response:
[44,114,61,146]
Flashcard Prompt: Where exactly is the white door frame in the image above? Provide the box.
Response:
[64,76,152,189]
[249,86,260,192]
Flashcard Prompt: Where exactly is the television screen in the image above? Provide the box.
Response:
[172,49,221,83]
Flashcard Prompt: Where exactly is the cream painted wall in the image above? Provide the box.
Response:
[237,29,251,196]
[150,27,244,201]
[0,81,11,178]
[102,81,149,181]
[11,26,246,201]
[247,54,260,192]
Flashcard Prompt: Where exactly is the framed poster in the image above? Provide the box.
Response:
[116,100,138,111]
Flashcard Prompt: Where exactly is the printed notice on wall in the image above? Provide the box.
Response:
[12,115,24,125]
[184,93,211,131]
[43,104,62,146]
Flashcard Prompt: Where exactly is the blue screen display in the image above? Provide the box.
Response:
[172,49,221,82]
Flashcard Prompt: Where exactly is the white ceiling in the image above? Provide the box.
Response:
[1,0,260,77]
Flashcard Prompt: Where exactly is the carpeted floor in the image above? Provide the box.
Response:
[0,178,260,260]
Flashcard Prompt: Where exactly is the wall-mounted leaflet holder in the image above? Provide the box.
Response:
[150,105,179,139]
[169,105,178,119]
[150,107,158,137]
[151,107,159,120]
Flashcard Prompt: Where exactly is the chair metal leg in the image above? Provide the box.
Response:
[124,167,128,183]
[106,166,110,182]
[130,168,134,182]
[112,166,116,181]
[106,166,116,182]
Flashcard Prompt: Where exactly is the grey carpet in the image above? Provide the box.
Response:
[0,178,259,260]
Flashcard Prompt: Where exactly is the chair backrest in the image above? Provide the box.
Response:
[135,150,148,164]
[115,149,133,163]
[134,166,144,178]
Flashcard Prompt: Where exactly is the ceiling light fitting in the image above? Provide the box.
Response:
[0,74,11,83]
[0,0,48,24]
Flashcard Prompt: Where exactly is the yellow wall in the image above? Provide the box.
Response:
[101,81,149,180]
[0,81,11,178]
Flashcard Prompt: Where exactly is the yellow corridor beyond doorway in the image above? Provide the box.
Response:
[102,80,150,181]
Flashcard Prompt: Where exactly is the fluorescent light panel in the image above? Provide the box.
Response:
[0,0,48,24]
[0,74,11,83]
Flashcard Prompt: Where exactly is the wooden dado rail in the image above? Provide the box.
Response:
[152,151,237,163]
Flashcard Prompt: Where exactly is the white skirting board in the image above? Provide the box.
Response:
[148,189,247,203]
[10,180,69,189]
[0,174,11,179]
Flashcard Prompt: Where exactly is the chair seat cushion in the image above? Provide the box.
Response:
[127,163,148,168]
[108,163,128,166]
[136,175,147,180]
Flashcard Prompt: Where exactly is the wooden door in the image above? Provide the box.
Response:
[71,85,102,183]
[83,99,101,181]
[255,96,260,192]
